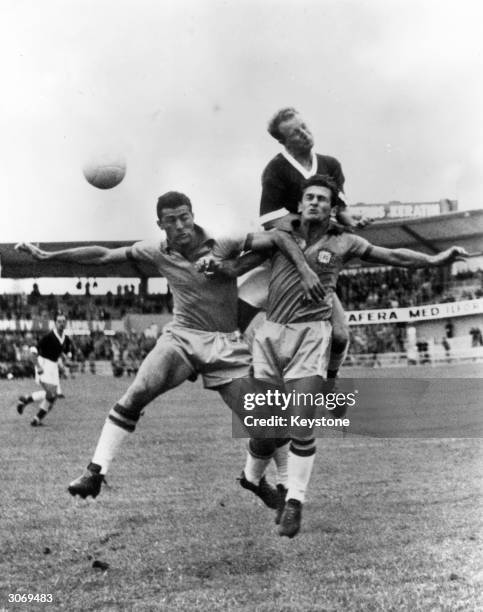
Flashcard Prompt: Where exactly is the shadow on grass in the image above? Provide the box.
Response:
[183,543,281,579]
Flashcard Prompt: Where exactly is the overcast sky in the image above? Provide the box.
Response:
[1,0,481,244]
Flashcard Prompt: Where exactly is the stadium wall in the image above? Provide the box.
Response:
[124,313,173,336]
[413,314,483,346]
[3,310,482,341]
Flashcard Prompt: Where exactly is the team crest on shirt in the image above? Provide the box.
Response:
[317,249,332,264]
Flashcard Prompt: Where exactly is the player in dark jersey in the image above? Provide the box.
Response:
[17,312,73,426]
[259,108,347,227]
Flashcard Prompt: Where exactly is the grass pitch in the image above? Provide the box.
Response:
[1,364,482,611]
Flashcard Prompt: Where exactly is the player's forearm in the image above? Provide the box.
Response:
[38,246,112,264]
[271,231,312,276]
[232,252,267,277]
[398,249,437,267]
[270,231,325,301]
[364,245,467,268]
[371,248,438,268]
[219,253,267,278]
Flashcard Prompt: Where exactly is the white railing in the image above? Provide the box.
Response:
[345,346,483,368]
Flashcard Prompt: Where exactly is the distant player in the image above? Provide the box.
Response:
[242,174,468,537]
[16,191,323,504]
[17,313,73,426]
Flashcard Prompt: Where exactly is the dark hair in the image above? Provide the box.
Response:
[267,107,298,142]
[300,174,340,208]
[156,191,192,219]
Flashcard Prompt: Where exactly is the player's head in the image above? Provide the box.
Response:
[267,107,314,154]
[156,191,196,248]
[54,312,67,333]
[298,174,337,222]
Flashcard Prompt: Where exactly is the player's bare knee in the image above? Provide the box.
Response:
[331,326,349,353]
[46,390,57,403]
[249,438,276,458]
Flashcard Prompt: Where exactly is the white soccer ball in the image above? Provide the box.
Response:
[83,156,127,189]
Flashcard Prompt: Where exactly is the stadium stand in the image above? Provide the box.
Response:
[1,207,482,374]
[338,267,483,310]
[0,268,480,323]
[0,262,481,377]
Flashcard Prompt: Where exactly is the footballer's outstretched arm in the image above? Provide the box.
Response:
[361,244,469,268]
[15,242,129,265]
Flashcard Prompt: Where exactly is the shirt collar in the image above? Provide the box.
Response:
[281,149,317,179]
[52,328,65,344]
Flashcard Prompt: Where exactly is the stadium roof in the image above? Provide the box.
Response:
[1,209,482,278]
[355,208,483,254]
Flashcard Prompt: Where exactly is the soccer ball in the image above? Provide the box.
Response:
[83,157,126,189]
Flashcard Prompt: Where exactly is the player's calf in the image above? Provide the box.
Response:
[323,377,347,418]
[16,394,33,415]
[328,320,350,378]
[327,336,349,379]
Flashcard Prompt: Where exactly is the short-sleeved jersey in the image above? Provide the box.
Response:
[260,151,345,226]
[128,226,246,333]
[38,329,73,362]
[267,221,371,325]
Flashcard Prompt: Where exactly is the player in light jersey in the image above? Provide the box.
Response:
[16,191,324,504]
[239,174,468,537]
[17,312,73,426]
[238,107,370,381]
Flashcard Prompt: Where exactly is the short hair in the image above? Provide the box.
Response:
[267,107,298,143]
[300,174,340,208]
[156,191,192,219]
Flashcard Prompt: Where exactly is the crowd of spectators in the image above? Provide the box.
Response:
[0,267,481,374]
[337,267,483,310]
[348,324,407,356]
[0,284,173,322]
[1,269,481,323]
[1,321,481,378]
